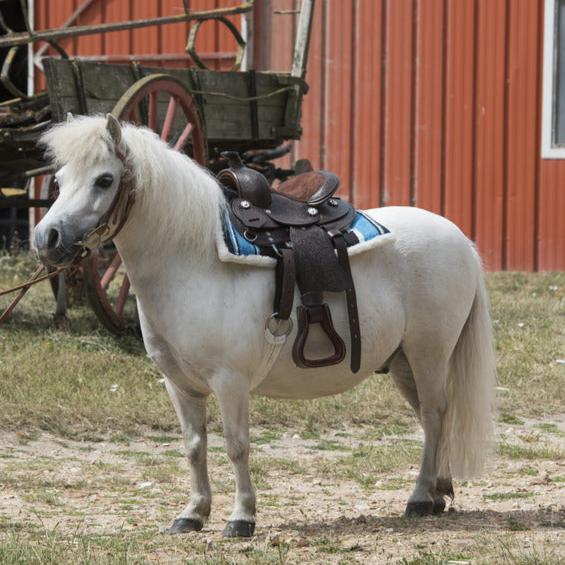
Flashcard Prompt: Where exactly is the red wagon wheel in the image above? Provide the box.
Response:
[83,75,208,335]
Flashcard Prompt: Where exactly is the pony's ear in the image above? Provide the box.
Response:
[66,112,74,123]
[106,113,122,147]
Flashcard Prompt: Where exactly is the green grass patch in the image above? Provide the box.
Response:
[400,550,471,564]
[498,442,564,461]
[517,465,539,476]
[311,439,351,451]
[0,526,293,565]
[320,440,421,488]
[535,423,565,436]
[499,413,525,425]
[483,491,533,501]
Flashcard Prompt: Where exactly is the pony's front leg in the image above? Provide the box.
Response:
[212,371,256,538]
[163,379,212,534]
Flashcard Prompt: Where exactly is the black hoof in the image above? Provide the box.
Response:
[404,501,434,517]
[432,498,446,514]
[222,520,255,538]
[165,518,203,534]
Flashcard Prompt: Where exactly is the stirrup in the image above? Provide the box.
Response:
[292,303,346,368]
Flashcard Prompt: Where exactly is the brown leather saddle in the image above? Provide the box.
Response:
[218,152,361,373]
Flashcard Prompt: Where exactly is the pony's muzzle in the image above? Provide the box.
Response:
[34,222,81,267]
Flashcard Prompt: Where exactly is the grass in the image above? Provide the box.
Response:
[497,442,564,461]
[0,527,295,565]
[1,255,563,438]
[483,491,533,501]
[319,440,422,488]
[488,272,565,417]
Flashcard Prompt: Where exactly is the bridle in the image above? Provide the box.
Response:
[78,148,136,250]
[0,149,136,323]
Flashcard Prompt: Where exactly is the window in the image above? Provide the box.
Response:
[542,0,565,157]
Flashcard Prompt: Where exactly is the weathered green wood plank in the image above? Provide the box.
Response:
[43,59,305,144]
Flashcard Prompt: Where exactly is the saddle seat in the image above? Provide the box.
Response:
[217,152,361,373]
[274,170,340,206]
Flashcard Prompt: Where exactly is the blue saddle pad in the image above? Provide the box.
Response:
[223,210,389,258]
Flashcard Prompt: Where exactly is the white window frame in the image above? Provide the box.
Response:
[542,0,565,158]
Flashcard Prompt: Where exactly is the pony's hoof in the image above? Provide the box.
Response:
[165,518,203,534]
[222,520,255,538]
[432,498,446,514]
[404,501,434,517]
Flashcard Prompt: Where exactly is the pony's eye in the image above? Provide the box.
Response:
[95,174,114,189]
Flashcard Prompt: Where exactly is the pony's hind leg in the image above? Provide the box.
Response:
[389,349,420,417]
[390,351,453,515]
[164,380,211,533]
[401,352,451,517]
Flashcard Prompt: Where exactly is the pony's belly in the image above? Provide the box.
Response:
[252,366,374,399]
[252,325,401,399]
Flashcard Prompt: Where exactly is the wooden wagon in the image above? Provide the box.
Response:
[0,0,314,333]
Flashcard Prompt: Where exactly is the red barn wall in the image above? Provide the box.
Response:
[290,0,564,271]
[34,0,565,271]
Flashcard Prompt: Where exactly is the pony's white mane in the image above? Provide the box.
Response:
[40,116,223,259]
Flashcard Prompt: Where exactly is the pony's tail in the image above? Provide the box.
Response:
[438,251,496,478]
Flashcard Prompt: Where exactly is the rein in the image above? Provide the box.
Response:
[0,265,66,323]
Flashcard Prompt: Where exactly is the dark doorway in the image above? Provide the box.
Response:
[0,0,29,249]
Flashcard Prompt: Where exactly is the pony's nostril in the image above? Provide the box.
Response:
[47,227,62,250]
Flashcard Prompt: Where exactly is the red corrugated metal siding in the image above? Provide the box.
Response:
[413,0,444,216]
[474,0,506,271]
[350,0,383,209]
[33,0,565,271]
[294,0,563,271]
[295,0,323,177]
[270,0,298,170]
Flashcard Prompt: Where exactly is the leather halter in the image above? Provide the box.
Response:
[79,149,136,250]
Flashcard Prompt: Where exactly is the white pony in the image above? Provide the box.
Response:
[34,115,496,538]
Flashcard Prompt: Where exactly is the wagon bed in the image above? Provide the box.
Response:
[44,59,307,154]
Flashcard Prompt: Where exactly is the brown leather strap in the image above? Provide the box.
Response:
[333,234,361,373]
[80,173,135,250]
[274,248,295,320]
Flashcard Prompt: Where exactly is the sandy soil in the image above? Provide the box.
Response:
[0,416,563,564]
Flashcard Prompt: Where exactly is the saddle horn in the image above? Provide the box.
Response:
[217,151,272,209]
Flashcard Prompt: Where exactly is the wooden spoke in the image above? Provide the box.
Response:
[131,105,141,124]
[161,96,177,141]
[115,274,131,317]
[174,121,193,151]
[147,92,157,130]
[100,253,122,289]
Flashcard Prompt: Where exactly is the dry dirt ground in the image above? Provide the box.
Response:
[0,416,563,564]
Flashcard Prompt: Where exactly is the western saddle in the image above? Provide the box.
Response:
[218,152,361,373]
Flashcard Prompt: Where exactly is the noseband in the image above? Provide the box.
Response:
[79,149,136,251]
